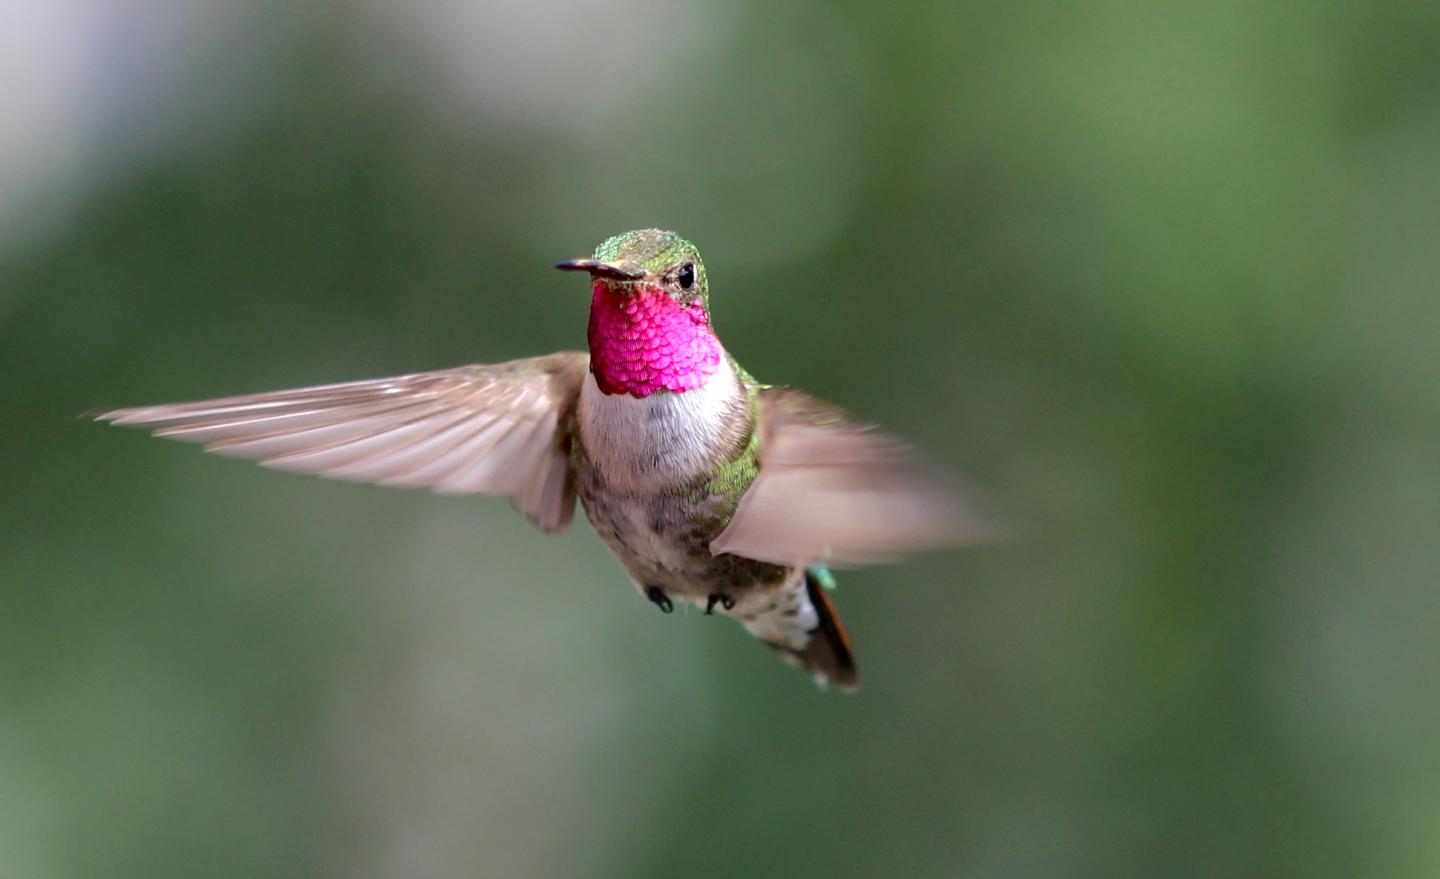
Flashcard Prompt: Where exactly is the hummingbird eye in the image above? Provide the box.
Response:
[677,263,696,291]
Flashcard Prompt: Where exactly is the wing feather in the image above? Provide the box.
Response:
[434,416,533,495]
[97,353,590,533]
[379,415,511,489]
[710,387,995,566]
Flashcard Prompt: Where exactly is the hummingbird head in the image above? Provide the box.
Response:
[555,228,709,309]
[556,229,723,398]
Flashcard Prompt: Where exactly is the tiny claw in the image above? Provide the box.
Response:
[705,592,737,615]
[646,586,674,614]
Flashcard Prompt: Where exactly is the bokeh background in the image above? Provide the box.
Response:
[4,1,1440,877]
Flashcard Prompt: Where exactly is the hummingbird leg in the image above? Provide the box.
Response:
[645,586,675,614]
[705,592,737,615]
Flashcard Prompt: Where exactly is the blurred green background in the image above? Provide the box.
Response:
[3,1,1440,877]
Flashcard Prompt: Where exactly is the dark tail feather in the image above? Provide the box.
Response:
[796,571,859,692]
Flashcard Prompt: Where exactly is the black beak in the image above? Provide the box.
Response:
[553,258,646,282]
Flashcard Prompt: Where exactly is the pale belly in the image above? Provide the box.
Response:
[579,488,725,598]
[573,366,789,610]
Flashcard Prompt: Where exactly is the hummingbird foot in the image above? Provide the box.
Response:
[705,592,737,615]
[645,586,675,614]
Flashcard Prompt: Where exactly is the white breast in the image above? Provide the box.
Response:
[578,356,742,495]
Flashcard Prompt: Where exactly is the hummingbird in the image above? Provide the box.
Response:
[98,229,990,691]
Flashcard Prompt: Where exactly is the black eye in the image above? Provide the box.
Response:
[677,263,695,290]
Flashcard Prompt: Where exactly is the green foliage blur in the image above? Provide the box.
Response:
[3,2,1439,877]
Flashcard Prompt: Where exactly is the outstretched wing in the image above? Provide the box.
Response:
[97,353,590,533]
[710,387,994,566]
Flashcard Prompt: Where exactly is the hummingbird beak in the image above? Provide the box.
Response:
[553,258,646,282]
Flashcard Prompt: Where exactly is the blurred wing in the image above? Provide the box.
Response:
[709,387,994,566]
[97,353,590,533]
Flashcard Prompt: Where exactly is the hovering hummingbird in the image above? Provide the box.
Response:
[99,229,991,690]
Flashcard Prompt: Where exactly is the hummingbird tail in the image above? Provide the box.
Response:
[758,570,858,692]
